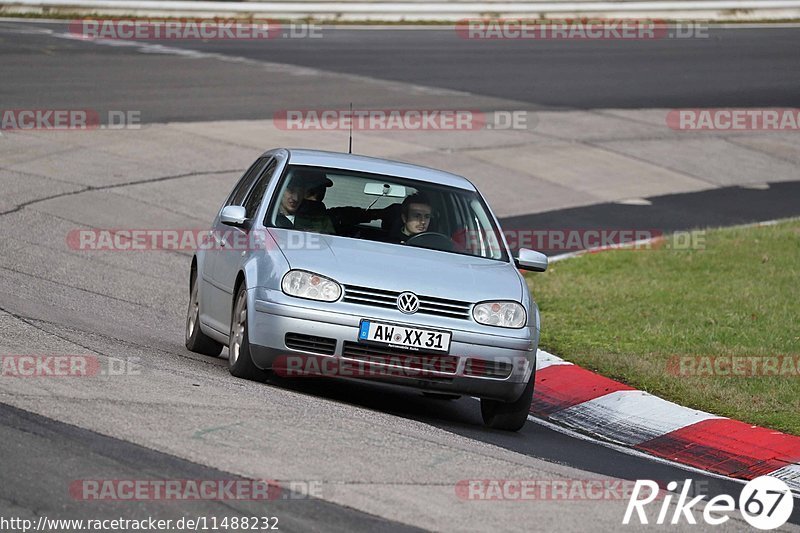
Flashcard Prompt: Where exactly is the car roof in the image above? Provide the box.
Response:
[277,148,476,191]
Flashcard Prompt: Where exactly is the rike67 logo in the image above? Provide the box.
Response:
[624,476,794,529]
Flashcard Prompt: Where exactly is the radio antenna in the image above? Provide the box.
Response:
[348,102,353,154]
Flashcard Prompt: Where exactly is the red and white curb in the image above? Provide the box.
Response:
[531,350,800,496]
[527,218,800,494]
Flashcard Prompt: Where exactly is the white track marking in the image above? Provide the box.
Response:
[549,390,722,446]
[535,349,571,371]
[769,464,800,496]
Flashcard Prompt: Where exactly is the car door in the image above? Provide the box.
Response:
[200,157,272,336]
[209,157,279,335]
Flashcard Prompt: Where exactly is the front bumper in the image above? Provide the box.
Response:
[248,289,537,402]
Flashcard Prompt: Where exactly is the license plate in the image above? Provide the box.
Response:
[358,320,451,353]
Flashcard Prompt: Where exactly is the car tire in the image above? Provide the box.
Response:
[228,283,269,381]
[422,392,461,400]
[185,270,223,357]
[480,369,535,431]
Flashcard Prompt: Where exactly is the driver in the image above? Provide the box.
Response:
[391,192,433,244]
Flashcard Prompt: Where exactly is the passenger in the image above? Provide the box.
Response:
[296,170,333,217]
[296,171,390,234]
[275,177,306,228]
[276,170,335,234]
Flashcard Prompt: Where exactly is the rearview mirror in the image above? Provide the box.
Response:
[220,205,247,226]
[364,183,406,197]
[515,248,548,272]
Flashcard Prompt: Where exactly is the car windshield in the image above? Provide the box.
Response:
[265,165,508,262]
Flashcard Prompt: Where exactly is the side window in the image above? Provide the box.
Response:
[226,157,270,207]
[242,158,278,219]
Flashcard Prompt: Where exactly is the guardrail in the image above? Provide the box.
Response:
[3,0,800,20]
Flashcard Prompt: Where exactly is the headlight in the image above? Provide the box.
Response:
[281,270,342,302]
[473,301,526,328]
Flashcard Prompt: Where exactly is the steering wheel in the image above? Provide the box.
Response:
[405,232,455,252]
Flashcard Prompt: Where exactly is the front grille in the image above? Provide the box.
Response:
[342,285,472,320]
[464,358,514,379]
[285,333,336,355]
[342,341,459,375]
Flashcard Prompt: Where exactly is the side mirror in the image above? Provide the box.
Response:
[515,248,548,272]
[220,205,247,227]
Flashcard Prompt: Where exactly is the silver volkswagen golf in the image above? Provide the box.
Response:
[186,148,547,431]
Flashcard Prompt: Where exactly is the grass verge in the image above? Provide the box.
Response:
[526,219,800,435]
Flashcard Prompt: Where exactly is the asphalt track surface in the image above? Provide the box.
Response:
[137,26,800,110]
[1,20,799,531]
[1,24,799,120]
[1,403,422,532]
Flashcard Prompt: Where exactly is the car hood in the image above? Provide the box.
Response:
[269,229,522,302]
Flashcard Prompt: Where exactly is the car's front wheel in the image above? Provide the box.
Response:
[480,370,535,431]
[185,270,223,357]
[228,283,269,381]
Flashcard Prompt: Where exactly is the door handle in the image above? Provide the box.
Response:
[210,231,227,247]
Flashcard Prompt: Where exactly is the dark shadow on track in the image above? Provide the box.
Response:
[499,180,800,256]
[0,402,425,532]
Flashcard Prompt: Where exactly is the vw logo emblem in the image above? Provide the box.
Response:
[397,292,420,314]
